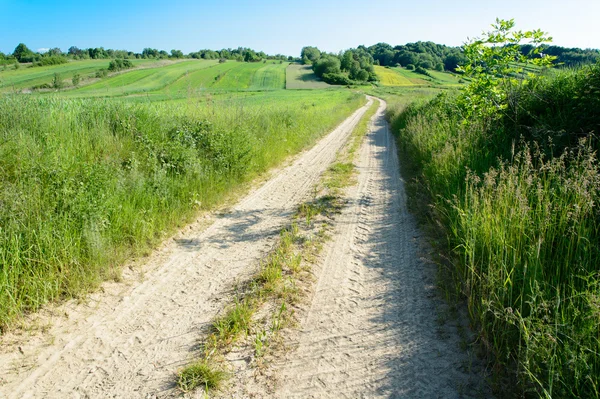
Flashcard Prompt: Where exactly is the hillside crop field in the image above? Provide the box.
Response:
[0,59,155,92]
[374,66,414,86]
[374,65,464,87]
[65,59,219,97]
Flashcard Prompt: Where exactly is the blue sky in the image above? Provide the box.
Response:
[1,0,599,56]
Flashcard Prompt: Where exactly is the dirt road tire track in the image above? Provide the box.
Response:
[270,99,489,398]
[0,98,373,399]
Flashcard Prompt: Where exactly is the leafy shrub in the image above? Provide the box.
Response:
[405,64,415,70]
[313,55,341,78]
[322,72,353,85]
[108,58,133,72]
[414,66,432,77]
[32,56,68,67]
[31,83,52,90]
[52,73,64,89]
[95,69,108,78]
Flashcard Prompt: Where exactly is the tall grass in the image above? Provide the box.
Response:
[388,64,600,397]
[0,92,363,330]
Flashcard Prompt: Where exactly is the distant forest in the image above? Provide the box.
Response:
[299,41,600,85]
[0,43,292,67]
[363,42,599,72]
[1,41,598,73]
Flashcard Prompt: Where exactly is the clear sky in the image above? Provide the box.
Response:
[1,0,599,56]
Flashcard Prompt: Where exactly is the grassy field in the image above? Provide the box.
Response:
[286,64,331,89]
[64,60,219,97]
[0,59,154,92]
[212,61,285,90]
[374,66,464,87]
[0,89,364,330]
[374,66,414,86]
[249,62,286,90]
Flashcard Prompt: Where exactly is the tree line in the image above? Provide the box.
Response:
[368,41,599,71]
[0,43,292,67]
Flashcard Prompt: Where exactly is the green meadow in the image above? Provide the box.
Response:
[0,59,154,92]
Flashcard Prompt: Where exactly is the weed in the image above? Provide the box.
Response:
[178,360,226,392]
[213,299,253,344]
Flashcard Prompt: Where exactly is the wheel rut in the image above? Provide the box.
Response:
[269,99,490,399]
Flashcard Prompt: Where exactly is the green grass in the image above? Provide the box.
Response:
[250,62,286,90]
[0,59,153,92]
[0,90,364,330]
[162,61,240,95]
[211,62,266,89]
[286,64,331,89]
[374,66,414,86]
[387,64,600,398]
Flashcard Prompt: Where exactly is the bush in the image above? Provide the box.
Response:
[322,72,353,85]
[31,83,52,90]
[52,73,64,89]
[108,59,133,72]
[95,69,108,78]
[414,66,432,77]
[405,64,415,70]
[32,56,68,67]
[72,73,81,87]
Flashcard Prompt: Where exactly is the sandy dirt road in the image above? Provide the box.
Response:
[269,99,489,398]
[0,98,373,399]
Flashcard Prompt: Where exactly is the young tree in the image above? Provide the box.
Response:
[52,73,64,89]
[300,46,321,63]
[13,43,33,62]
[457,18,555,121]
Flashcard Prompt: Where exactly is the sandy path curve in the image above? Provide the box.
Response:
[0,98,373,399]
[270,99,489,398]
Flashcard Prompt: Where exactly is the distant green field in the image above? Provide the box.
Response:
[374,66,414,86]
[286,64,331,89]
[250,63,286,90]
[66,60,218,97]
[212,61,286,90]
[375,65,464,87]
[425,70,464,86]
[163,61,240,95]
[48,60,288,98]
[0,59,151,92]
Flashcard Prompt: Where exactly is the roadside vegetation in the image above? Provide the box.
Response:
[387,19,600,398]
[0,91,363,330]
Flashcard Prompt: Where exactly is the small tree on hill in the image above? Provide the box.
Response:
[457,18,555,121]
[13,43,33,62]
[72,73,81,87]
